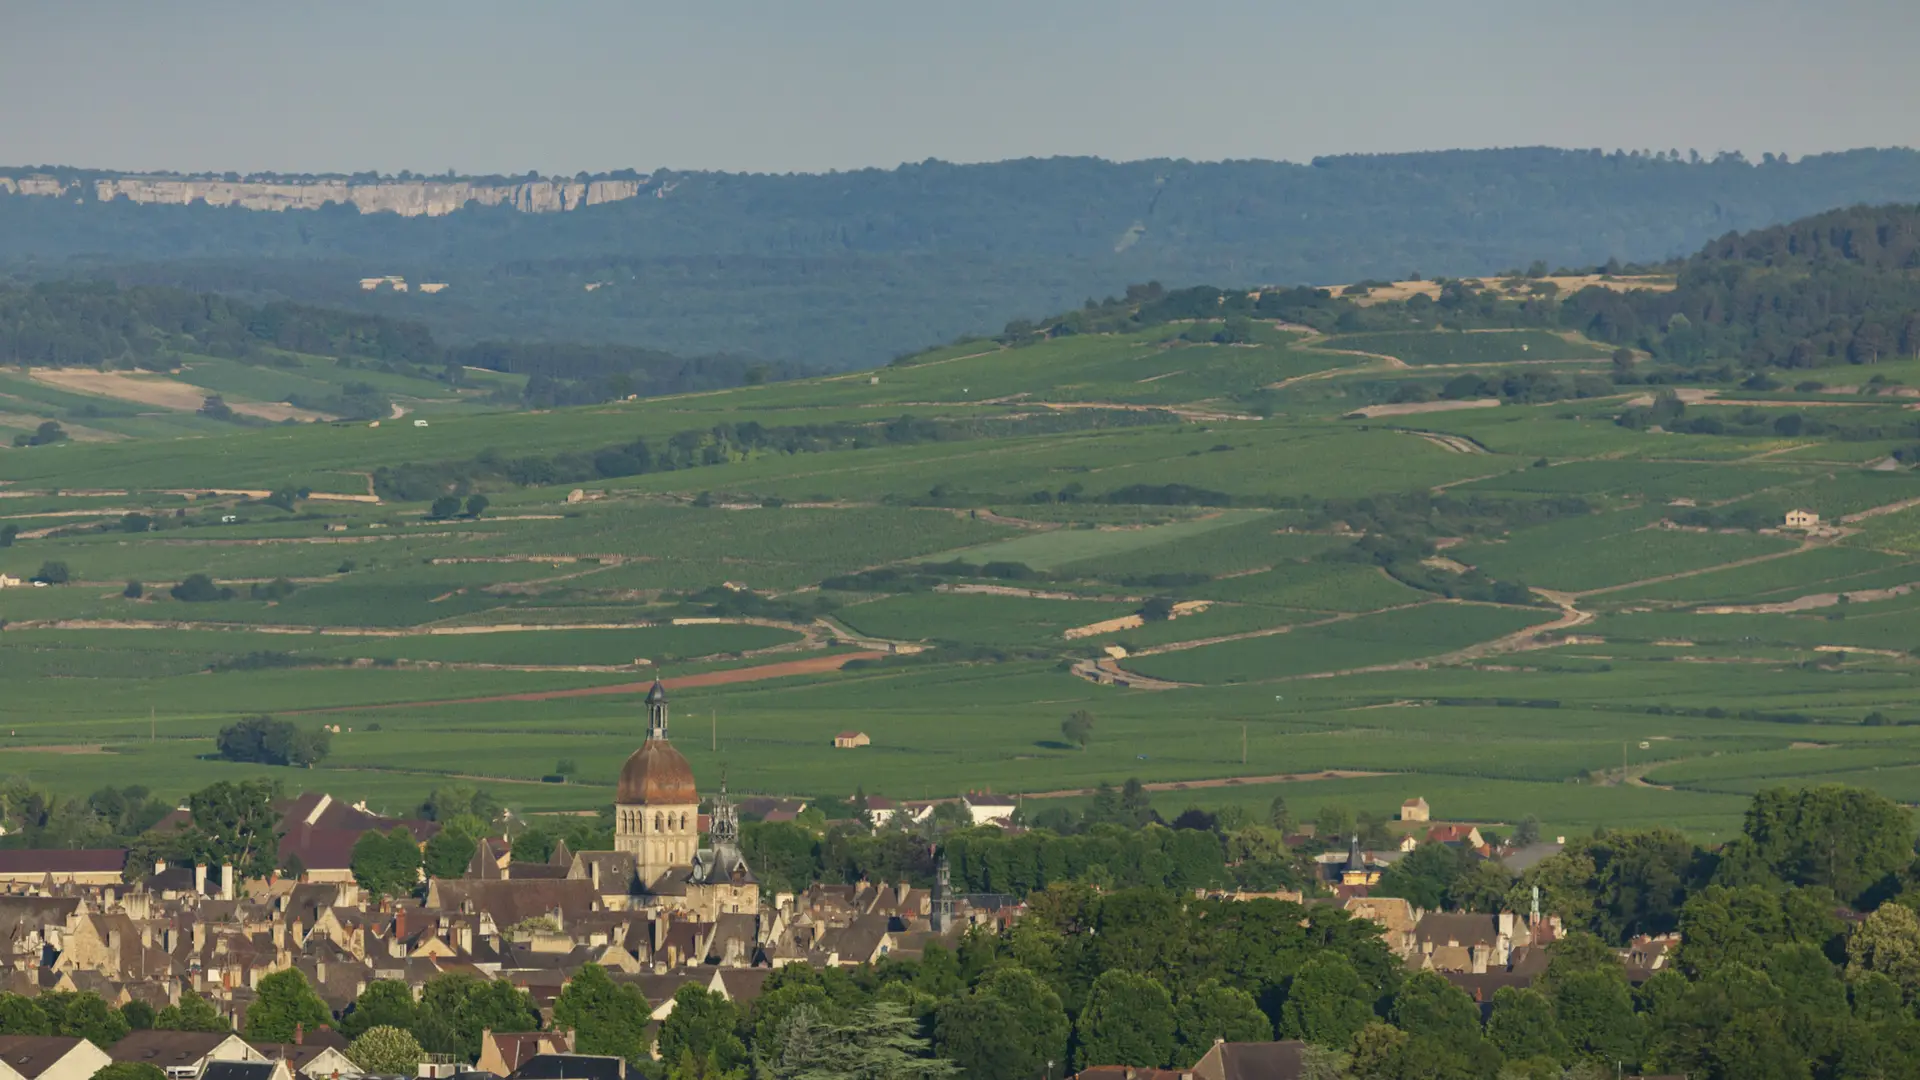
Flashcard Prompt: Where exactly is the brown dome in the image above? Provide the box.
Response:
[617,738,698,805]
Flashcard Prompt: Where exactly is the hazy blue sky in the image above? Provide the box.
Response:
[4,0,1916,174]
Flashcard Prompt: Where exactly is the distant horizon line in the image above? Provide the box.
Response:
[4,144,1915,183]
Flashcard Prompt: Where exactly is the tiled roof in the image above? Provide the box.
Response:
[0,1036,96,1080]
[0,849,126,874]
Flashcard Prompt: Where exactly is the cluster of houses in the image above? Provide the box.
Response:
[0,691,1680,1080]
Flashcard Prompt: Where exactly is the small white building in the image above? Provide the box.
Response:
[1400,797,1431,822]
[1784,509,1821,529]
[962,792,1018,825]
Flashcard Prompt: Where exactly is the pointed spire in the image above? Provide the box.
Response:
[710,768,739,846]
[1346,833,1365,872]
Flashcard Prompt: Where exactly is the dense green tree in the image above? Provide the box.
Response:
[657,985,744,1074]
[169,573,229,601]
[243,969,330,1043]
[935,994,1039,1080]
[1389,971,1484,1052]
[766,1001,955,1080]
[1551,970,1640,1066]
[450,978,540,1052]
[41,992,129,1046]
[215,715,330,767]
[1677,885,1841,978]
[1847,902,1920,993]
[423,824,479,880]
[351,827,423,899]
[1267,795,1293,833]
[155,990,229,1032]
[1315,804,1355,843]
[141,779,282,881]
[0,995,49,1035]
[1849,970,1904,1023]
[1375,843,1471,910]
[1278,952,1375,1049]
[1445,860,1514,913]
[417,784,501,824]
[957,966,1067,1079]
[1172,980,1270,1067]
[430,495,462,519]
[1486,986,1567,1063]
[348,1026,425,1075]
[1073,970,1176,1070]
[119,1000,154,1032]
[1725,785,1914,904]
[464,494,489,518]
[1061,710,1094,751]
[341,980,419,1038]
[552,963,651,1063]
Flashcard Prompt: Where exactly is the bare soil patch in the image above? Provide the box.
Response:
[1345,399,1500,419]
[1342,275,1673,306]
[29,369,334,421]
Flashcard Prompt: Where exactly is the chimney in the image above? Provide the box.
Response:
[221,865,235,902]
[194,865,207,895]
[108,929,123,970]
[154,859,167,876]
[295,1022,304,1046]
[192,922,206,951]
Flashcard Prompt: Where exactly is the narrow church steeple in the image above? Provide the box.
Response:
[710,770,739,846]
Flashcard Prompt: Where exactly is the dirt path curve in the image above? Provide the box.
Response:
[1087,595,1580,689]
[1129,597,1433,658]
[1575,540,1818,598]
[1020,769,1387,800]
[1843,496,1920,523]
[290,651,890,713]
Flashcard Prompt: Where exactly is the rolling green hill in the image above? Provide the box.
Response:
[9,206,1920,840]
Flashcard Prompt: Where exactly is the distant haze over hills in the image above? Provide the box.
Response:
[3,147,1919,369]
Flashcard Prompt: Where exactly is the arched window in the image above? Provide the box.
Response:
[654,812,662,831]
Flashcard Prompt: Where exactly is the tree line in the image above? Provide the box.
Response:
[0,280,776,410]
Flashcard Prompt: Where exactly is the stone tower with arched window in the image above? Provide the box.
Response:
[613,681,698,885]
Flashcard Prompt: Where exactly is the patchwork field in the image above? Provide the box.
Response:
[9,308,1920,840]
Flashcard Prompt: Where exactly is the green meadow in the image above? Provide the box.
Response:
[8,317,1920,839]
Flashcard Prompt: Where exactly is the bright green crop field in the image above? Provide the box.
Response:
[10,312,1920,839]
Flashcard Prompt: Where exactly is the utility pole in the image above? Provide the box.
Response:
[712,709,717,753]
[150,706,156,743]
[1241,723,1247,766]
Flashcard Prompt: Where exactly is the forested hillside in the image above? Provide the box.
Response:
[6,148,1920,368]
[1567,204,1920,368]
[0,281,776,406]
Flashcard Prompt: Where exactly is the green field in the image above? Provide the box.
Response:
[1315,329,1613,366]
[10,304,1920,841]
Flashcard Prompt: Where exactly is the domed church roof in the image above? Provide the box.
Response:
[645,680,668,705]
[618,738,698,805]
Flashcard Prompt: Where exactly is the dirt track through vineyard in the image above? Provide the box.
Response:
[293,651,890,712]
